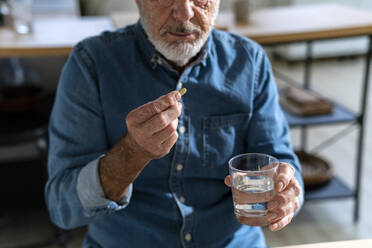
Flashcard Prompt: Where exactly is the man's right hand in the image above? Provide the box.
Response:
[99,91,183,203]
[125,90,183,160]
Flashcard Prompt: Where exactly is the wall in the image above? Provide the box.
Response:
[293,0,372,9]
[80,0,136,15]
[80,0,288,15]
[81,0,372,16]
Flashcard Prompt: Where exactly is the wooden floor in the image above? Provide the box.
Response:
[0,56,371,247]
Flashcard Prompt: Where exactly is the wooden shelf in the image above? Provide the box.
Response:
[283,101,358,127]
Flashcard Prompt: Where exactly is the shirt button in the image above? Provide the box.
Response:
[180,196,186,204]
[185,233,192,242]
[157,58,162,65]
[179,126,186,134]
[176,164,183,171]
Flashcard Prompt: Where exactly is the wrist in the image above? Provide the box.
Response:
[98,133,151,202]
[122,133,153,165]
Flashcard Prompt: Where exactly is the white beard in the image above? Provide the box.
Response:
[139,1,219,67]
[144,31,208,67]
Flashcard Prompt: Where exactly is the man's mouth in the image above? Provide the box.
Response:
[168,31,197,39]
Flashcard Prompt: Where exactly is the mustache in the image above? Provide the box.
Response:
[160,23,202,36]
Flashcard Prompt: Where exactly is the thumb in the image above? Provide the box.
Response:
[224,175,232,187]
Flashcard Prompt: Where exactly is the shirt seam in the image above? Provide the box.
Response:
[254,50,265,99]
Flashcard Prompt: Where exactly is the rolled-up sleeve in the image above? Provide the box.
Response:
[45,43,131,230]
[77,155,133,210]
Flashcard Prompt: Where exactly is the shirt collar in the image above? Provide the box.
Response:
[134,20,212,70]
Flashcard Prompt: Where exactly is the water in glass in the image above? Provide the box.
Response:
[231,174,275,226]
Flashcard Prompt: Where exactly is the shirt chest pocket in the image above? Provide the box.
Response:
[202,113,251,169]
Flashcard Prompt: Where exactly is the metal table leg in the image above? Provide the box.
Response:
[300,41,313,151]
[354,35,372,222]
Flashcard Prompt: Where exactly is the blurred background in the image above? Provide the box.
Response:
[0,0,371,247]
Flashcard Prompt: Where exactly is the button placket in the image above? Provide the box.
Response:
[168,103,193,248]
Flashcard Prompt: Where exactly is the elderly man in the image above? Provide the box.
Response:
[45,0,303,247]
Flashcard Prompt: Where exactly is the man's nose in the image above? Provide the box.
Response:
[172,0,195,23]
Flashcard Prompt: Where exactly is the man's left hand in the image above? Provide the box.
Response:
[265,162,302,231]
[224,162,302,231]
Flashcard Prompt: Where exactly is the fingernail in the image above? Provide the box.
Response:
[272,223,278,230]
[176,92,181,100]
[278,182,284,191]
[268,212,277,220]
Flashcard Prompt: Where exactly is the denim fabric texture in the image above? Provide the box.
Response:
[45,21,304,248]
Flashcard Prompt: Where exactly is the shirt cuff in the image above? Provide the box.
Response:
[77,155,133,211]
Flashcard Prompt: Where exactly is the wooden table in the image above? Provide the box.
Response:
[279,239,372,248]
[0,16,113,57]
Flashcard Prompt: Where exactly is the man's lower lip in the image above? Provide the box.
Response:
[169,32,195,37]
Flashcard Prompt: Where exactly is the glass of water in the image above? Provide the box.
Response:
[229,153,279,226]
[9,0,33,34]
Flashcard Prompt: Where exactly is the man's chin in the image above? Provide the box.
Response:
[162,36,199,46]
[163,50,196,66]
[150,31,210,67]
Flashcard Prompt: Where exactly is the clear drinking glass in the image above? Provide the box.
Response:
[229,153,279,226]
[9,0,33,34]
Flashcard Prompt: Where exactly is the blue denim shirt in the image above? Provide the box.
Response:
[45,21,303,248]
